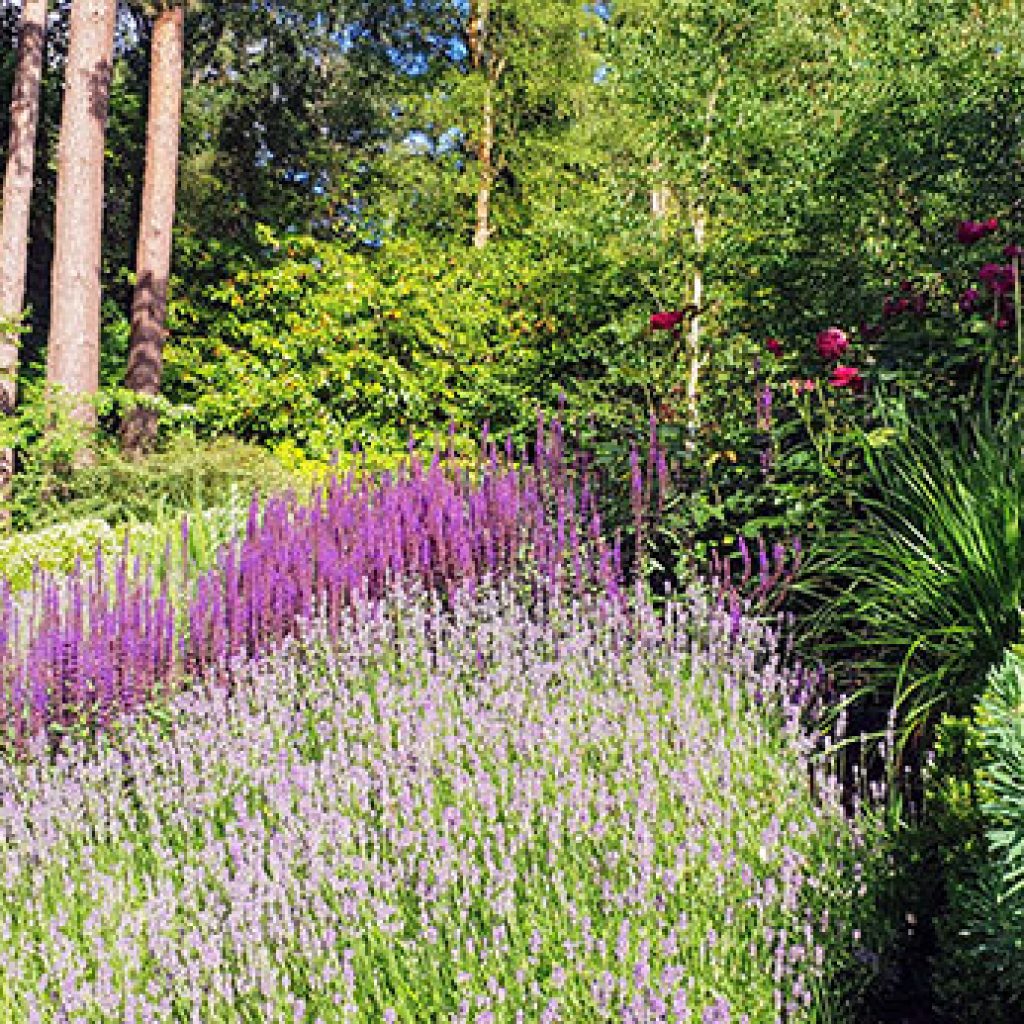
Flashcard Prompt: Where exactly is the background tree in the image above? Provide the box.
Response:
[121,0,185,455]
[45,0,118,433]
[0,0,47,519]
[373,0,599,246]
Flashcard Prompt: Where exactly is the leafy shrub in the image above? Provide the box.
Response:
[0,500,254,598]
[981,648,1024,903]
[165,232,561,457]
[930,650,1024,1021]
[10,425,302,533]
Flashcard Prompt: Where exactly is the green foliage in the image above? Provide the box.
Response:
[0,518,118,593]
[978,651,1024,903]
[3,382,301,533]
[929,651,1024,1020]
[165,228,672,458]
[793,385,1024,751]
[49,434,301,528]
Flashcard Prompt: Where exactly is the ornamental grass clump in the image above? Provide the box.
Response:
[796,388,1023,754]
[0,580,889,1022]
[0,421,621,756]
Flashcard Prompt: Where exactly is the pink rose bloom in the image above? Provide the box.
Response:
[957,218,999,244]
[816,327,849,361]
[979,262,1016,296]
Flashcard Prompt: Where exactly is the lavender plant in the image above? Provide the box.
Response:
[0,580,889,1022]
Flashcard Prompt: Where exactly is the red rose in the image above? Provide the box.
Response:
[816,327,849,361]
[957,220,987,244]
[650,311,685,331]
[766,338,783,356]
[829,365,864,392]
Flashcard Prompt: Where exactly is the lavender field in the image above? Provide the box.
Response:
[0,579,885,1023]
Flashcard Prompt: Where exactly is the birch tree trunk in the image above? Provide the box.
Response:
[0,0,48,526]
[650,156,671,220]
[474,82,495,248]
[121,4,185,456]
[468,0,498,249]
[46,0,117,438]
[686,79,721,439]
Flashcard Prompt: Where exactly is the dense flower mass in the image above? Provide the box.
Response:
[0,423,621,755]
[815,328,849,362]
[0,580,885,1022]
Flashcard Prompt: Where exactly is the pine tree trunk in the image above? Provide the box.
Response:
[46,0,117,437]
[0,0,48,528]
[121,4,184,457]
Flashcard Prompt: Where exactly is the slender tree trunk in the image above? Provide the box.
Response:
[687,211,704,434]
[0,0,48,527]
[46,0,117,437]
[468,0,497,249]
[121,4,185,456]
[650,156,670,220]
[686,79,721,440]
[474,83,494,248]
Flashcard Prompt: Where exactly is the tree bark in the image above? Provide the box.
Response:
[0,0,48,527]
[46,0,117,435]
[121,4,185,456]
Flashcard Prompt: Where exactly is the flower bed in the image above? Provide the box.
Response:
[0,424,619,756]
[0,581,886,1022]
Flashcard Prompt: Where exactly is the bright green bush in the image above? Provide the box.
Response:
[165,232,550,457]
[0,518,119,593]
